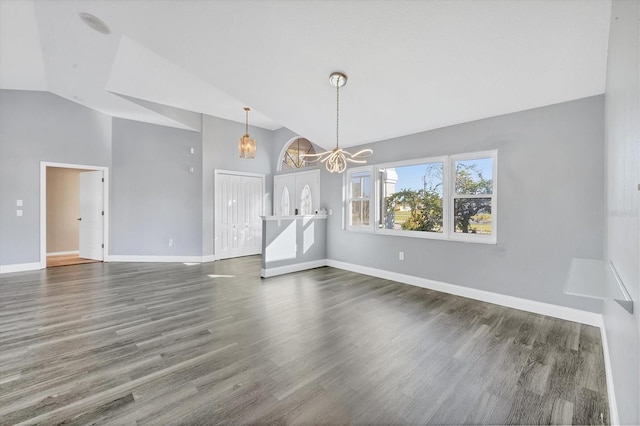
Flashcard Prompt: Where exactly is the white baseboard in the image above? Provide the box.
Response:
[599,321,620,425]
[107,255,214,263]
[261,259,327,278]
[0,262,42,274]
[326,259,603,327]
[47,250,79,256]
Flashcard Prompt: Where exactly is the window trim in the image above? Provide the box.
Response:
[374,155,448,240]
[344,150,498,244]
[345,166,375,232]
[448,150,497,244]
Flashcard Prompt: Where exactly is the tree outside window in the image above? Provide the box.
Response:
[453,158,493,235]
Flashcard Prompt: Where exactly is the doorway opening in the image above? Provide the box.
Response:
[40,162,109,269]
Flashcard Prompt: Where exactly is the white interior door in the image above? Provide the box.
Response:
[79,171,104,260]
[274,174,296,216]
[215,171,264,260]
[274,169,320,216]
[235,176,263,257]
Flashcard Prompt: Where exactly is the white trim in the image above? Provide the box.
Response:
[0,262,42,274]
[345,166,375,232]
[325,259,602,327]
[214,169,266,179]
[261,215,327,221]
[599,321,620,426]
[201,255,216,263]
[108,255,214,263]
[41,162,109,269]
[47,251,79,256]
[261,259,327,278]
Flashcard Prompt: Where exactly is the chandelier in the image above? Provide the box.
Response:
[302,72,372,173]
[239,107,256,159]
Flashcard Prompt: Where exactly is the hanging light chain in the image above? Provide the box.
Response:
[336,78,340,150]
[244,107,250,135]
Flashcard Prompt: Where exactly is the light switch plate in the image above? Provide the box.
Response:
[16,200,23,206]
[17,210,23,217]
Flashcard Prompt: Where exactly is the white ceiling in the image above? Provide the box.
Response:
[0,0,611,149]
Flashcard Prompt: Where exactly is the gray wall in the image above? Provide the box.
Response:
[111,118,203,256]
[0,90,112,265]
[603,0,640,423]
[201,115,276,257]
[262,217,327,271]
[323,95,604,313]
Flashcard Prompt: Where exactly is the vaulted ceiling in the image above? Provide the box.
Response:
[0,0,611,149]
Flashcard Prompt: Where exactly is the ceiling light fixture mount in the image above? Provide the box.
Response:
[239,107,257,159]
[79,12,111,35]
[302,72,372,173]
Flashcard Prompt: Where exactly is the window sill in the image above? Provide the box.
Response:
[345,227,496,244]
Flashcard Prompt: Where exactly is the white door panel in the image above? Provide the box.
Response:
[215,171,264,260]
[79,171,104,261]
[274,169,320,216]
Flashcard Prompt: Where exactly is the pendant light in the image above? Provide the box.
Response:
[302,72,372,173]
[239,107,256,159]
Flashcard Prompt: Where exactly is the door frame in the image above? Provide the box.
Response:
[40,161,109,269]
[213,169,265,260]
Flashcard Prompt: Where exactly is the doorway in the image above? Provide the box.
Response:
[40,162,109,268]
[273,169,320,216]
[214,170,265,260]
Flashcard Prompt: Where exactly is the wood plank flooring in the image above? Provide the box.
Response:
[0,257,609,425]
[46,254,100,268]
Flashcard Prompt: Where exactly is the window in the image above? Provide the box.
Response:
[300,184,312,215]
[379,161,444,234]
[452,155,495,239]
[281,186,290,216]
[345,150,497,243]
[281,138,316,170]
[347,169,372,229]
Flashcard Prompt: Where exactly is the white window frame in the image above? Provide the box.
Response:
[344,150,498,244]
[448,150,497,244]
[345,166,375,232]
[374,156,448,240]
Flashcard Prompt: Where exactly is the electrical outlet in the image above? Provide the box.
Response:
[399,251,404,260]
[168,239,174,247]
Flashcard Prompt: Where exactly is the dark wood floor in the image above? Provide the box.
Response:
[0,256,609,425]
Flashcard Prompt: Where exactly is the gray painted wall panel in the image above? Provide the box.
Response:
[111,118,203,256]
[603,0,640,423]
[262,217,327,270]
[323,95,604,313]
[0,90,111,265]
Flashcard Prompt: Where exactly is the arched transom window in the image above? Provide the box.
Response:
[281,138,315,170]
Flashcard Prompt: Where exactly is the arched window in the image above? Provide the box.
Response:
[300,184,312,215]
[281,186,291,216]
[281,138,316,170]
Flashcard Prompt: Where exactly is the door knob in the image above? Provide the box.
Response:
[77,218,82,221]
